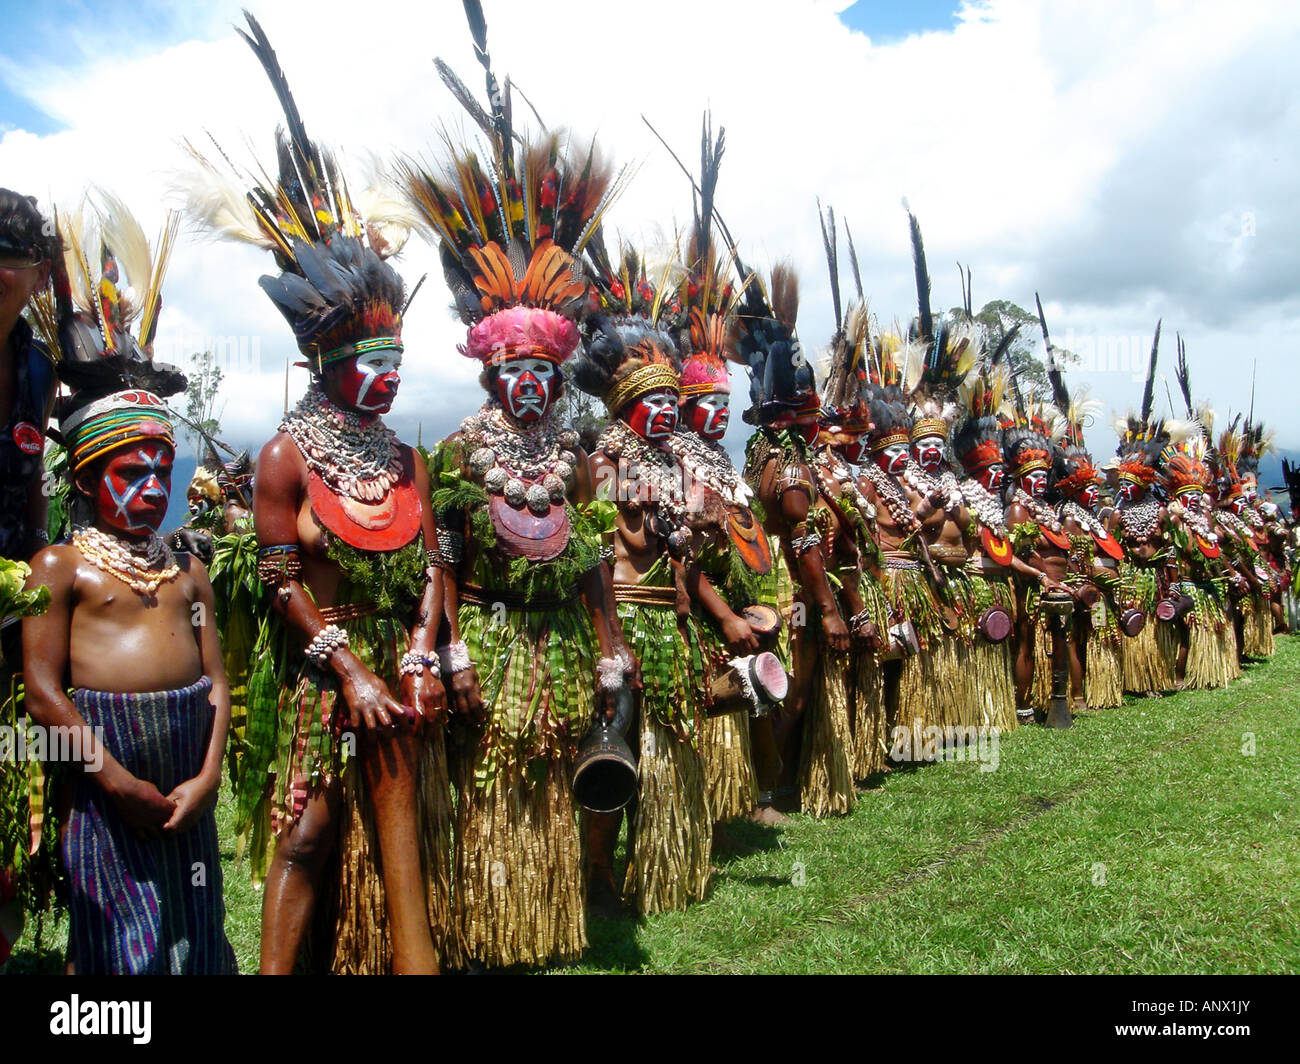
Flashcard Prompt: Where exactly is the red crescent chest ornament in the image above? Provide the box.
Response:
[1195,534,1220,559]
[726,504,773,575]
[307,471,422,551]
[1092,527,1124,561]
[1040,526,1072,551]
[489,495,571,562]
[980,526,1014,566]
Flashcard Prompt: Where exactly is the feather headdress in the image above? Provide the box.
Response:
[951,349,1013,475]
[181,12,408,374]
[396,2,627,370]
[1111,320,1167,487]
[677,115,745,404]
[816,202,871,437]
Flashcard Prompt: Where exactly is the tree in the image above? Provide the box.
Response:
[556,370,607,449]
[948,299,1078,405]
[184,350,226,461]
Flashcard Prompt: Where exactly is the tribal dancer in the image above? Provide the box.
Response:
[950,349,1054,732]
[667,124,779,828]
[22,195,235,973]
[572,256,719,910]
[1041,328,1125,711]
[1109,324,1177,694]
[1158,344,1239,690]
[185,15,451,973]
[1002,401,1074,717]
[1238,423,1289,635]
[814,207,892,783]
[1215,421,1275,660]
[739,264,851,814]
[400,9,636,958]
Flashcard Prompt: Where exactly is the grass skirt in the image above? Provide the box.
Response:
[1084,602,1124,709]
[968,570,1018,733]
[1180,582,1238,689]
[701,712,758,822]
[450,594,597,968]
[796,610,855,816]
[617,596,712,913]
[880,559,946,734]
[1241,592,1275,658]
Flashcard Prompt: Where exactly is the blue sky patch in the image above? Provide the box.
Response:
[838,0,961,42]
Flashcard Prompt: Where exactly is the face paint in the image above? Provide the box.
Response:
[839,438,867,465]
[977,462,1006,493]
[1242,477,1258,504]
[797,417,821,446]
[1181,490,1204,511]
[1020,470,1048,498]
[332,350,402,414]
[625,389,679,440]
[495,357,558,423]
[187,493,212,518]
[685,392,730,441]
[1076,484,1100,509]
[911,435,945,473]
[875,443,909,476]
[1229,496,1247,515]
[1117,480,1143,504]
[97,441,174,535]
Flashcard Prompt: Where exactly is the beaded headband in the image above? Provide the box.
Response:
[869,430,910,453]
[63,390,174,471]
[605,362,680,415]
[910,417,948,443]
[315,335,404,373]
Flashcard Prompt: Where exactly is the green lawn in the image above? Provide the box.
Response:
[13,637,1299,974]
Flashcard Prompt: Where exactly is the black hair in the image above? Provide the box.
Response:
[0,188,59,264]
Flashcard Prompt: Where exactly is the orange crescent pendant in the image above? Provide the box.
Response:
[727,505,773,575]
[1196,534,1220,559]
[1092,528,1124,560]
[308,471,422,551]
[980,526,1014,566]
[1040,526,1072,550]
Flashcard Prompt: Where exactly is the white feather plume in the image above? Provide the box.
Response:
[172,151,274,250]
[95,188,153,323]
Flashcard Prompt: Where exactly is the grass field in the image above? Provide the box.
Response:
[12,637,1299,974]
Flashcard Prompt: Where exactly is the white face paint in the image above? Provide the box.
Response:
[911,434,945,472]
[495,357,558,422]
[627,388,679,440]
[877,443,909,476]
[99,444,173,534]
[1021,470,1048,498]
[689,392,730,441]
[344,350,403,413]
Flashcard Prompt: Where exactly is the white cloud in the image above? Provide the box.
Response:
[2,0,1297,468]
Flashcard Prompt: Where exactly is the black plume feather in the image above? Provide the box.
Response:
[844,219,864,302]
[817,199,841,333]
[908,209,932,342]
[1175,334,1193,418]
[1141,319,1161,424]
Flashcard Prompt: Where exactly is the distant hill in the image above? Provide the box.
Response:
[1258,450,1300,506]
[162,454,198,535]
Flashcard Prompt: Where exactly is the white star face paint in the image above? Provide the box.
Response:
[686,392,730,441]
[96,441,174,534]
[494,358,557,423]
[626,389,679,440]
[911,434,945,472]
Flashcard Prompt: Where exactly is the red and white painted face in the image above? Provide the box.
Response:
[1019,470,1048,498]
[875,442,909,476]
[1074,483,1100,510]
[685,392,730,441]
[838,438,868,464]
[332,350,402,414]
[625,388,679,440]
[1117,479,1144,505]
[1228,495,1248,516]
[1180,489,1205,511]
[96,440,174,535]
[911,434,945,473]
[976,462,1006,493]
[494,357,558,423]
[1242,476,1258,504]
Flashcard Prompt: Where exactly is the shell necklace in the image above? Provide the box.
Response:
[461,404,578,514]
[281,383,402,503]
[74,526,179,596]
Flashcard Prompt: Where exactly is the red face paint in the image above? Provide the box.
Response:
[96,440,174,535]
[332,350,401,414]
[625,389,678,440]
[876,443,909,476]
[494,357,558,423]
[839,438,867,464]
[685,393,729,441]
[1020,470,1048,498]
[911,435,945,473]
[977,463,1006,492]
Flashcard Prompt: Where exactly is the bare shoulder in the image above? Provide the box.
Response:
[26,542,82,591]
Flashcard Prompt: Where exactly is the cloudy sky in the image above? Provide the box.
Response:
[3,0,1297,485]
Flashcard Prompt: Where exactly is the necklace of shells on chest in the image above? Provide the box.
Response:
[1216,508,1256,545]
[1117,496,1162,542]
[1240,505,1264,530]
[599,420,689,527]
[903,463,965,513]
[461,404,579,515]
[862,461,920,533]
[1060,499,1107,538]
[959,478,1008,535]
[1172,501,1218,544]
[74,526,179,596]
[281,383,403,504]
[666,430,752,507]
[1011,488,1063,533]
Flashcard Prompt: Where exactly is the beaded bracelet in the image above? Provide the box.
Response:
[306,624,348,665]
[258,545,303,590]
[399,650,442,678]
[597,656,626,692]
[790,531,822,556]
[437,641,472,674]
[436,528,464,564]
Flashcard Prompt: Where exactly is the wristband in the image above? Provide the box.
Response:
[306,624,348,665]
[597,656,626,692]
[437,641,472,674]
[399,650,442,679]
